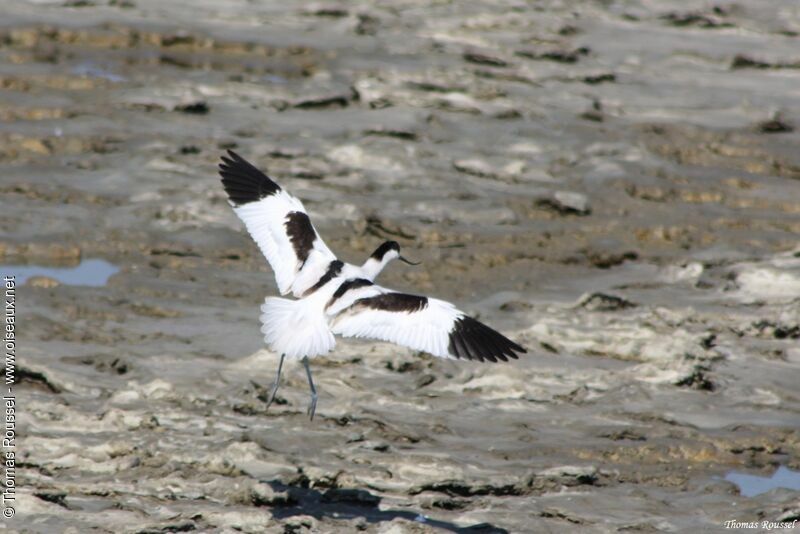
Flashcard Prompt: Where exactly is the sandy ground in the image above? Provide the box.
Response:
[2,0,800,532]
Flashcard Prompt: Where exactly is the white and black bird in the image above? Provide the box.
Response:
[218,150,526,419]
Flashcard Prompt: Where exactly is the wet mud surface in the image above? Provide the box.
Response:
[2,1,800,532]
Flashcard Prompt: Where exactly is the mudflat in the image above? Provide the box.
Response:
[3,1,800,532]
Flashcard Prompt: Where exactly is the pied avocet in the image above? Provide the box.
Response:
[219,150,526,419]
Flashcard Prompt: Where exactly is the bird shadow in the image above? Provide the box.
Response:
[263,479,509,533]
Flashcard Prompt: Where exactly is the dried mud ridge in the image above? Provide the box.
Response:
[4,0,800,532]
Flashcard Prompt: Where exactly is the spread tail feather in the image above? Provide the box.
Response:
[260,297,335,359]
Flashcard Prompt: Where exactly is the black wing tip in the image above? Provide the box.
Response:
[219,149,245,168]
[448,316,525,363]
[218,150,281,206]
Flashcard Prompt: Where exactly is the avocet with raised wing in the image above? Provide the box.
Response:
[218,150,526,419]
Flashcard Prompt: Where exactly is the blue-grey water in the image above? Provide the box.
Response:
[1,259,118,286]
[725,466,800,498]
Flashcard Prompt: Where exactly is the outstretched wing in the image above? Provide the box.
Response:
[219,150,338,297]
[326,280,526,362]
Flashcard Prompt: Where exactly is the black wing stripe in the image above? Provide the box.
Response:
[448,316,525,363]
[460,325,495,362]
[462,332,482,361]
[484,327,521,361]
[304,260,344,297]
[470,324,507,362]
[450,332,473,361]
[327,278,374,310]
[451,332,469,360]
[219,150,281,206]
[284,211,317,264]
[480,319,525,358]
[354,293,428,313]
[462,320,498,362]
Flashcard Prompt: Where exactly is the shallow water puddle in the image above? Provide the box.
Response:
[72,62,127,82]
[1,259,119,286]
[725,466,800,497]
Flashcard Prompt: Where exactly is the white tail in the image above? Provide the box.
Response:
[259,297,335,359]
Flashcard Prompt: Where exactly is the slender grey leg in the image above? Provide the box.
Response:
[302,356,318,420]
[265,354,285,410]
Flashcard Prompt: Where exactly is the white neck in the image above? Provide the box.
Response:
[361,256,393,281]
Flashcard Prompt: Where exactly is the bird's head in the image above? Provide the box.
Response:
[370,240,420,266]
[362,241,420,280]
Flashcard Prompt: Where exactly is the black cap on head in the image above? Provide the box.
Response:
[370,240,400,260]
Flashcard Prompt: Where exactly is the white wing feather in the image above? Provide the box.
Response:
[329,284,461,359]
[232,192,336,296]
[221,152,526,364]
[220,151,337,297]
